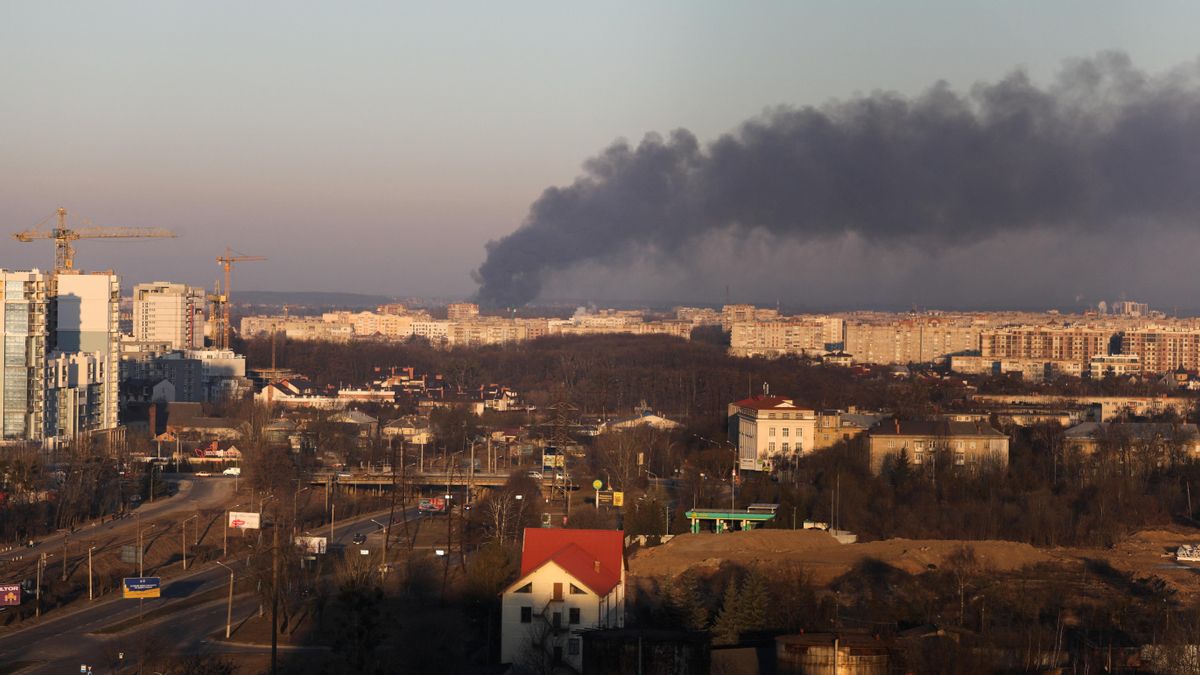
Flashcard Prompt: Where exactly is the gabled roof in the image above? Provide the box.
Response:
[731,395,797,410]
[518,528,623,597]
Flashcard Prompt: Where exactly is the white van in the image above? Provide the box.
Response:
[222,467,242,477]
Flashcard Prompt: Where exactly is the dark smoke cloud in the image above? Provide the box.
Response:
[474,53,1200,307]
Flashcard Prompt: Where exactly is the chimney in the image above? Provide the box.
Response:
[894,418,900,434]
[593,560,600,573]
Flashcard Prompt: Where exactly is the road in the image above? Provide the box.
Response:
[0,506,415,674]
[0,475,235,565]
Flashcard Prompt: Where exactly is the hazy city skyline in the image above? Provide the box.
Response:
[4,3,1200,309]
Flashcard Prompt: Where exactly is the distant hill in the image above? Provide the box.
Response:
[235,290,396,309]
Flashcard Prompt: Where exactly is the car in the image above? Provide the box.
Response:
[194,471,212,477]
[222,467,242,477]
[526,471,543,480]
[352,533,367,545]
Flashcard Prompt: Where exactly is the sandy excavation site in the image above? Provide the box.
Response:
[629,528,1200,599]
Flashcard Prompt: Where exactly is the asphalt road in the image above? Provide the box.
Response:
[0,475,235,565]
[0,506,415,674]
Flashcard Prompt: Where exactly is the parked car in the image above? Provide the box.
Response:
[526,471,543,480]
[222,467,242,477]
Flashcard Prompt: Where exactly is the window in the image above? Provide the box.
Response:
[955,451,966,466]
[781,443,789,453]
[768,442,775,452]
[914,451,923,464]
[520,606,532,623]
[569,584,587,595]
[514,582,532,593]
[568,638,581,656]
[569,607,580,624]
[769,427,776,436]
[781,428,789,437]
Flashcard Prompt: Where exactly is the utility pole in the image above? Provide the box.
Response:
[215,561,234,639]
[271,512,279,675]
[35,553,44,617]
[330,503,336,543]
[88,544,96,601]
[62,538,68,581]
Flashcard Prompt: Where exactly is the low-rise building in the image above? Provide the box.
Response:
[867,419,1009,475]
[500,529,625,672]
[1064,422,1200,459]
[728,395,817,472]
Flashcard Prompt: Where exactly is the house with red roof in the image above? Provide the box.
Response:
[500,528,626,672]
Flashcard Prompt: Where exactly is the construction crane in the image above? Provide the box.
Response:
[11,207,176,272]
[214,247,267,350]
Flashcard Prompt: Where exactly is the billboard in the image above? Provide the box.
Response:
[122,577,161,599]
[294,536,327,554]
[0,583,20,606]
[597,490,625,508]
[228,511,261,529]
[419,497,446,513]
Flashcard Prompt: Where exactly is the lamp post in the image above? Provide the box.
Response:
[88,544,96,600]
[215,560,235,639]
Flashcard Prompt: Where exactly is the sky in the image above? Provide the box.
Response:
[2,2,1199,309]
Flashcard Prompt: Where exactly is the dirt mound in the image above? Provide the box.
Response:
[630,530,1056,585]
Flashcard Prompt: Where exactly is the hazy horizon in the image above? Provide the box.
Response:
[4,2,1200,309]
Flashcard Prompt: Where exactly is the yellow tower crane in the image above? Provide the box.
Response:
[214,247,267,350]
[11,207,177,272]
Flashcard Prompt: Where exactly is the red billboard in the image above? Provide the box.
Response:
[419,497,446,513]
[0,584,21,606]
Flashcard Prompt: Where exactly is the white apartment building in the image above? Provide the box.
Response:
[728,395,817,471]
[132,282,205,350]
[729,317,844,358]
[50,273,120,441]
[501,529,625,672]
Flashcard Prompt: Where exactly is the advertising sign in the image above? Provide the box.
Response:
[612,491,624,507]
[122,577,161,599]
[294,536,327,554]
[0,583,20,606]
[419,497,446,513]
[227,511,261,529]
[119,545,141,565]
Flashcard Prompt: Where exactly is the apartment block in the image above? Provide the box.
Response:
[981,326,1110,364]
[867,420,1009,475]
[1,270,50,441]
[132,281,205,349]
[729,317,843,358]
[1120,329,1200,373]
[844,318,981,365]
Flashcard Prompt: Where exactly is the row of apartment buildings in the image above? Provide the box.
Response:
[721,303,1200,376]
[240,304,693,347]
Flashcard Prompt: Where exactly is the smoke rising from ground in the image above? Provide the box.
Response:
[473,53,1200,307]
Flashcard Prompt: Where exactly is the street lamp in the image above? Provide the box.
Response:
[214,560,235,639]
[88,544,97,600]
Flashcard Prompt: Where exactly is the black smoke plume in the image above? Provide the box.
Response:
[474,53,1200,307]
